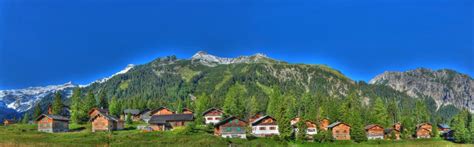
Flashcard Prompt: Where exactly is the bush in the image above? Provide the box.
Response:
[313,130,333,143]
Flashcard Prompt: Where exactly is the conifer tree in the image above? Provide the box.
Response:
[33,103,42,119]
[387,99,399,124]
[195,93,210,124]
[372,97,388,126]
[452,113,469,143]
[109,96,120,117]
[21,113,30,124]
[70,88,84,124]
[97,91,108,109]
[51,92,63,115]
[248,96,259,118]
[267,87,281,117]
[83,91,97,115]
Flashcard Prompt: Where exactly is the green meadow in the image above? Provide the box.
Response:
[0,124,470,147]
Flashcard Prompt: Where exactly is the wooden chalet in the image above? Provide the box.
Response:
[147,114,194,131]
[88,108,109,117]
[416,123,432,139]
[365,124,384,140]
[123,109,141,121]
[291,117,318,136]
[36,114,69,133]
[202,108,224,125]
[150,107,175,116]
[214,116,247,139]
[90,110,124,132]
[3,119,16,126]
[384,123,402,140]
[327,122,351,140]
[251,115,280,137]
[182,108,193,114]
[319,118,330,131]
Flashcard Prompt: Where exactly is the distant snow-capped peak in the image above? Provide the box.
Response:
[0,82,77,112]
[191,51,271,66]
[82,64,135,87]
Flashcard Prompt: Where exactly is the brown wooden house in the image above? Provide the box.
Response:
[202,108,224,125]
[385,122,402,140]
[214,116,247,139]
[365,124,384,140]
[90,111,124,132]
[123,109,141,121]
[248,113,264,124]
[148,114,194,131]
[36,114,70,133]
[3,119,16,126]
[319,118,330,131]
[150,107,175,116]
[290,117,318,137]
[416,123,432,139]
[327,122,351,140]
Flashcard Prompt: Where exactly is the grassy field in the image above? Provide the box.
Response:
[0,124,470,147]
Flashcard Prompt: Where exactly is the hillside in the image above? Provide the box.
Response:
[82,51,444,123]
[370,68,474,112]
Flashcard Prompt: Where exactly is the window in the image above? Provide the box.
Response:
[215,117,221,120]
[207,117,213,120]
[259,127,266,130]
[343,130,347,133]
[234,120,238,124]
[226,127,232,132]
[336,130,340,133]
[236,127,241,132]
[307,129,315,132]
[269,127,276,130]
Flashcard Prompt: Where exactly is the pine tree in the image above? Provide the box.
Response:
[431,123,439,138]
[126,113,133,124]
[83,91,97,116]
[266,87,281,117]
[175,98,183,113]
[109,96,120,117]
[195,93,210,124]
[97,91,108,109]
[33,103,42,119]
[248,96,259,118]
[21,113,30,124]
[371,97,388,126]
[296,120,307,142]
[51,92,63,115]
[70,88,84,124]
[452,113,469,143]
[387,99,399,125]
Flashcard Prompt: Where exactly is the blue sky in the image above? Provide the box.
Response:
[0,0,472,89]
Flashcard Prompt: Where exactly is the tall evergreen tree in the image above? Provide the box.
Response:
[21,113,30,124]
[51,92,64,115]
[97,91,108,109]
[33,103,42,119]
[109,96,121,117]
[83,91,97,115]
[371,97,388,126]
[70,88,84,124]
[387,99,399,124]
[195,93,210,124]
[248,96,259,118]
[452,112,469,143]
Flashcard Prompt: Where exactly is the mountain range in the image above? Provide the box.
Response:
[0,51,472,121]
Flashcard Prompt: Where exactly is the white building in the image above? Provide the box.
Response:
[251,115,280,137]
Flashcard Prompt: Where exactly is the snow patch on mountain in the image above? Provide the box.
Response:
[0,82,77,112]
[81,64,135,87]
[191,51,271,66]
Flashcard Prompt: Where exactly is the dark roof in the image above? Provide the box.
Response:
[365,124,383,130]
[438,124,450,129]
[36,114,70,121]
[124,109,141,115]
[148,114,194,124]
[89,111,121,122]
[214,116,247,127]
[251,115,275,126]
[327,121,351,128]
[202,108,223,116]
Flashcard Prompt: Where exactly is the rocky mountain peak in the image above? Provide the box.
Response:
[190,51,274,66]
[370,68,474,112]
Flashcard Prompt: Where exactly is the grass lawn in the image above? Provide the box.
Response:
[0,124,470,147]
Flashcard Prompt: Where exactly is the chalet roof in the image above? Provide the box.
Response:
[124,109,141,115]
[214,116,247,127]
[148,114,194,124]
[202,108,223,116]
[438,124,450,129]
[88,108,109,115]
[251,115,276,126]
[416,123,432,128]
[89,111,121,122]
[150,107,174,115]
[36,114,70,121]
[365,124,383,130]
[327,121,351,128]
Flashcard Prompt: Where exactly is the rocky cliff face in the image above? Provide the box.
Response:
[370,68,474,112]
